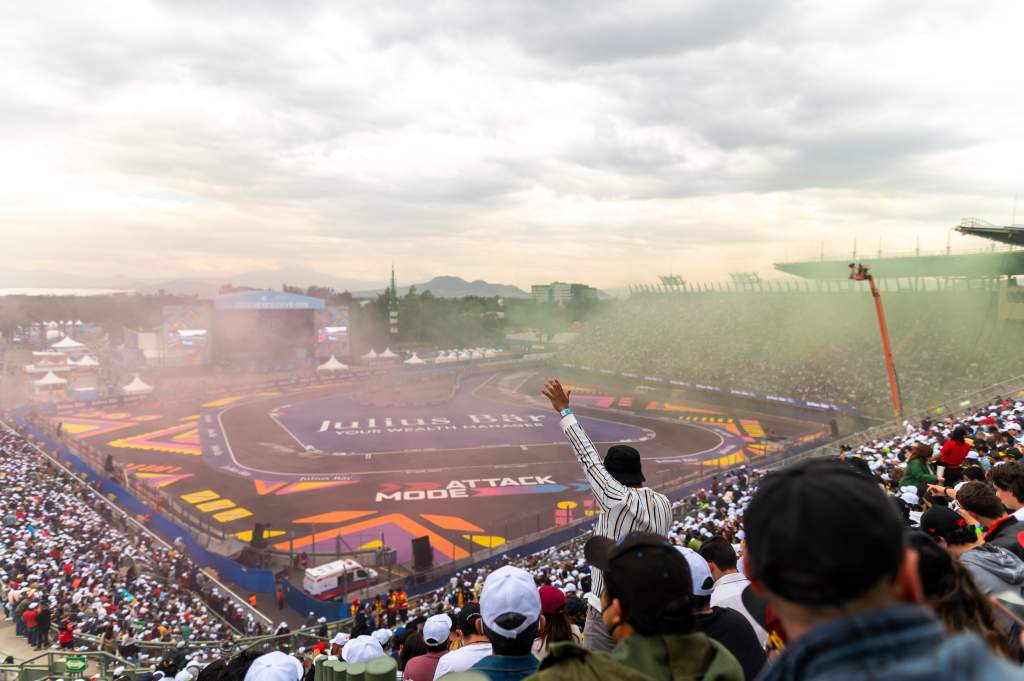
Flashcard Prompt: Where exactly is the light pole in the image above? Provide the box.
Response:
[849,264,903,421]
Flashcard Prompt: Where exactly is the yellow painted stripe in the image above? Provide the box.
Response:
[181,490,219,503]
[213,507,252,522]
[197,499,236,512]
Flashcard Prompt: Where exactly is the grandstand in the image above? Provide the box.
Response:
[562,284,1024,419]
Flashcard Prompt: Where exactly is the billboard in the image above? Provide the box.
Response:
[162,304,212,365]
[316,306,350,357]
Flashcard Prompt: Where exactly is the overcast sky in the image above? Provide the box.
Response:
[2,1,1022,290]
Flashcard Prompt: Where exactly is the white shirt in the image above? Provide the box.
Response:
[1013,507,1024,522]
[560,414,673,599]
[709,571,768,647]
[432,642,492,680]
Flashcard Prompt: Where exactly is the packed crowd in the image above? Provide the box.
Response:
[7,378,1024,680]
[561,290,1024,415]
[0,428,265,662]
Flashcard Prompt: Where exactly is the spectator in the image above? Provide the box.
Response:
[542,378,672,652]
[935,426,970,486]
[35,601,51,649]
[531,586,580,661]
[533,532,742,681]
[920,506,1024,599]
[404,614,452,681]
[955,481,1024,559]
[471,566,542,681]
[22,601,39,648]
[243,651,304,681]
[341,635,387,664]
[329,631,350,657]
[989,462,1024,520]
[433,604,491,680]
[908,531,1016,658]
[698,537,767,647]
[677,547,765,680]
[399,631,429,677]
[901,443,938,488]
[745,459,1022,681]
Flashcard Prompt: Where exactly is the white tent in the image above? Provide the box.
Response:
[458,351,471,361]
[433,352,450,364]
[484,349,497,358]
[361,349,378,360]
[52,336,85,350]
[122,375,154,395]
[404,352,426,365]
[471,350,484,359]
[35,371,68,387]
[379,347,398,359]
[317,355,349,372]
[75,355,99,367]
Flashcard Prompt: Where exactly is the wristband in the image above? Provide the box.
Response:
[560,408,573,417]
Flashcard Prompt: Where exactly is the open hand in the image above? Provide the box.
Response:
[542,378,573,413]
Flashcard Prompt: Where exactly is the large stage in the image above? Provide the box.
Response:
[47,367,826,566]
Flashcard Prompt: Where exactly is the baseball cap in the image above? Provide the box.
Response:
[744,459,905,605]
[341,635,385,664]
[603,445,645,485]
[371,628,392,646]
[920,506,972,541]
[538,585,567,615]
[329,632,350,647]
[243,651,303,681]
[480,565,542,639]
[422,613,452,646]
[675,547,714,597]
[584,532,692,635]
[456,603,482,635]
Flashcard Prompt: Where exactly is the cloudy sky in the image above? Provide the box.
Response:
[2,1,1022,290]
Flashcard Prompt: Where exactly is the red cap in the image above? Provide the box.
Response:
[538,585,566,615]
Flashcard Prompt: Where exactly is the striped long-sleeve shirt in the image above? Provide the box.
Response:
[560,413,672,598]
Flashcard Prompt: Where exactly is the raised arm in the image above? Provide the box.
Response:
[543,378,628,510]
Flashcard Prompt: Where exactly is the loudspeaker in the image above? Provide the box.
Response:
[828,419,839,438]
[251,523,267,548]
[411,536,433,570]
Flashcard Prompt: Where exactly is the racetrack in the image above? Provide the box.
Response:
[53,367,824,565]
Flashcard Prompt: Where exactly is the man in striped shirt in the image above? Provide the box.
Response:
[542,378,673,652]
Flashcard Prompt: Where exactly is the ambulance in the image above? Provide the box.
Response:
[302,558,379,600]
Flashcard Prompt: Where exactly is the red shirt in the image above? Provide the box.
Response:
[403,651,447,681]
[939,439,971,467]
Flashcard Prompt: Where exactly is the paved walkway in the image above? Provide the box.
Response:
[0,618,46,663]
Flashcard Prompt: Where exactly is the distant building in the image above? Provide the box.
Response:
[531,282,598,304]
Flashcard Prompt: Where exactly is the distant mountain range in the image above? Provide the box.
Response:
[354,276,530,299]
[0,268,532,299]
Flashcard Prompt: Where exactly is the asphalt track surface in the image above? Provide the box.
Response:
[62,368,822,565]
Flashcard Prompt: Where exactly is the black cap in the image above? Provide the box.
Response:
[456,603,481,635]
[920,506,972,542]
[584,532,691,635]
[604,445,645,485]
[744,459,904,605]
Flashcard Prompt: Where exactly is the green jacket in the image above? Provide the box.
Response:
[526,632,743,681]
[901,458,937,488]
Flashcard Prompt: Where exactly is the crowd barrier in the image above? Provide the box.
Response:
[281,579,348,622]
[9,412,277,594]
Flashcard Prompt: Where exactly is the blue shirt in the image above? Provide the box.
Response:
[470,653,538,681]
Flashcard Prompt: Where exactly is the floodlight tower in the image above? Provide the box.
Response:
[849,264,903,421]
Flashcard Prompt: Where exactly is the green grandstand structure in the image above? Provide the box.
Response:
[775,218,1024,280]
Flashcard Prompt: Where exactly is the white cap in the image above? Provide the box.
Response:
[423,614,452,646]
[243,652,303,681]
[675,547,714,597]
[330,632,350,647]
[371,628,392,646]
[480,565,541,639]
[341,635,385,664]
[563,582,577,594]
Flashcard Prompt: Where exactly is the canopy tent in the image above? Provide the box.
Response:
[484,349,497,358]
[404,352,426,365]
[434,352,451,364]
[35,371,68,387]
[122,375,154,395]
[379,347,398,359]
[471,350,484,359]
[52,336,85,350]
[317,355,349,372]
[457,351,471,361]
[74,355,99,367]
[361,349,378,360]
